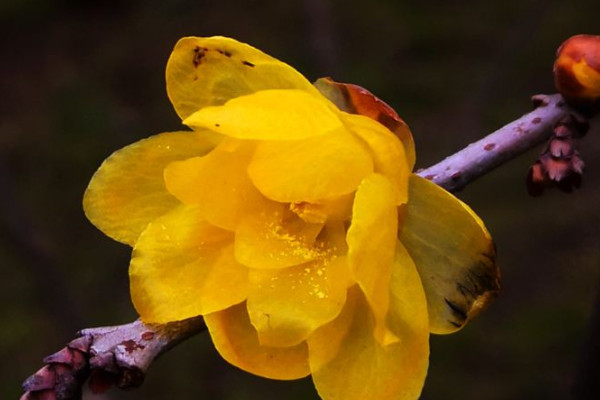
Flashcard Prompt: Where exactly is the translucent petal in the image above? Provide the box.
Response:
[400,175,500,334]
[343,112,410,204]
[166,36,319,120]
[308,275,429,400]
[164,140,279,231]
[247,255,348,348]
[235,208,324,269]
[83,131,215,245]
[183,89,343,141]
[130,205,248,323]
[205,302,310,380]
[346,174,399,345]
[248,129,373,203]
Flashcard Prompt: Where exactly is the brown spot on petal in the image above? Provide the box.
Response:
[532,117,542,124]
[242,60,255,67]
[141,331,155,341]
[193,46,205,67]
[484,143,496,151]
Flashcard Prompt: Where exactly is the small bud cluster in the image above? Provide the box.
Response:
[527,114,588,196]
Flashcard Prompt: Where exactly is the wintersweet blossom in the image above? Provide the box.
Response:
[83,36,500,400]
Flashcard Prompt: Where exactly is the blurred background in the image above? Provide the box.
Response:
[2,0,600,398]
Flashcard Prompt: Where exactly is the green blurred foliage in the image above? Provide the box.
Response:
[1,0,600,398]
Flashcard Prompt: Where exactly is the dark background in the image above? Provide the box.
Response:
[2,0,600,399]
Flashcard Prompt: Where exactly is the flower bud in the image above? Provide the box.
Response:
[553,34,600,115]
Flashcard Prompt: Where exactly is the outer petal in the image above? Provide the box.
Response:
[167,36,320,120]
[308,247,430,400]
[183,89,343,141]
[346,173,398,345]
[205,302,311,380]
[248,129,373,203]
[246,222,349,347]
[342,112,410,205]
[164,140,279,231]
[83,131,215,245]
[400,175,500,334]
[130,205,248,323]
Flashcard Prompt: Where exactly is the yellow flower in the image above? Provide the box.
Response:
[83,36,500,400]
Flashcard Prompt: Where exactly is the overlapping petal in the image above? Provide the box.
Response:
[246,222,349,347]
[314,77,416,169]
[164,140,279,231]
[399,175,500,334]
[167,36,320,119]
[83,131,216,245]
[235,209,324,269]
[205,302,311,380]
[308,242,429,400]
[343,112,410,205]
[346,173,399,345]
[130,205,247,323]
[248,128,373,202]
[183,89,343,140]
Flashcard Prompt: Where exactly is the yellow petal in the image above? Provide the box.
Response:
[183,89,343,141]
[248,129,373,203]
[235,209,324,269]
[400,175,500,334]
[343,112,410,204]
[83,131,215,246]
[164,140,279,231]
[205,302,310,380]
[346,174,399,345]
[130,205,248,323]
[247,255,348,348]
[166,36,320,120]
[308,270,429,400]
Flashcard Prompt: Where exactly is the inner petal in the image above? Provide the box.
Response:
[235,208,325,269]
[248,129,373,203]
[164,140,279,231]
[246,222,350,347]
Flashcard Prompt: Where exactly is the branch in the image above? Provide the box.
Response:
[21,93,582,400]
[416,94,574,190]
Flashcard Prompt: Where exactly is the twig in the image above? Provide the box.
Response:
[416,94,573,191]
[21,317,205,399]
[21,93,581,399]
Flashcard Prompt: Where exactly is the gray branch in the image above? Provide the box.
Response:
[417,94,571,191]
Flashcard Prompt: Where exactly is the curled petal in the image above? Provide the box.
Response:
[83,131,215,245]
[130,205,247,323]
[183,89,343,141]
[167,36,319,120]
[399,175,500,334]
[346,174,398,345]
[205,302,311,380]
[248,129,373,203]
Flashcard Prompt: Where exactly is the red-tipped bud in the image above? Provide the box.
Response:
[554,34,600,115]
